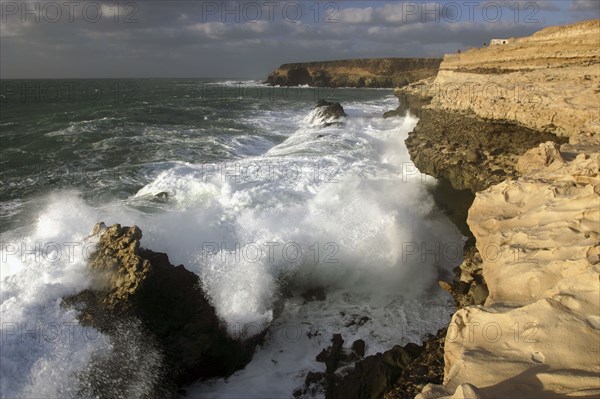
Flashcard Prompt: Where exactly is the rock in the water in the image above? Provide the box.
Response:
[300,333,437,399]
[63,223,264,395]
[351,339,366,357]
[383,109,402,119]
[317,99,347,118]
[153,191,169,203]
[308,100,348,127]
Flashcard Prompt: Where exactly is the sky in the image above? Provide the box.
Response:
[0,0,599,78]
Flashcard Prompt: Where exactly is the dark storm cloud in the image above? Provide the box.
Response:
[0,1,597,78]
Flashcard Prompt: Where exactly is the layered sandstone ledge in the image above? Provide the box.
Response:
[265,58,442,88]
[399,19,600,398]
[401,19,599,138]
[419,140,600,398]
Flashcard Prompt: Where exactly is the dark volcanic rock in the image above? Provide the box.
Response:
[405,109,568,193]
[308,100,348,127]
[286,66,312,86]
[300,334,431,399]
[317,99,347,118]
[331,344,423,399]
[384,330,447,399]
[352,339,366,357]
[63,223,262,396]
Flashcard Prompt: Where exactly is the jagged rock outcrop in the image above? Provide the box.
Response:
[438,246,487,309]
[298,333,439,399]
[266,58,442,88]
[384,78,436,119]
[306,100,348,127]
[63,224,262,396]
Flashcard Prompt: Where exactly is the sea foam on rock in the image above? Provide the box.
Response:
[305,100,348,127]
[63,223,264,396]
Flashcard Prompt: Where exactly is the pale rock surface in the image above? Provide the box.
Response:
[427,139,600,398]
[404,20,600,398]
[427,20,600,138]
[417,383,482,399]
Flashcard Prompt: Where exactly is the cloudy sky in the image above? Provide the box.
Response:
[1,0,598,78]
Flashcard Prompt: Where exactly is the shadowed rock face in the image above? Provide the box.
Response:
[297,332,446,399]
[63,224,263,396]
[266,58,442,88]
[405,109,567,193]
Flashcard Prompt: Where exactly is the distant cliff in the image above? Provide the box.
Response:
[265,58,442,88]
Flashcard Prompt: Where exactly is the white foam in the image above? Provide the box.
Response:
[2,94,463,397]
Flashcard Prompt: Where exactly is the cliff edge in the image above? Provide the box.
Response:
[265,58,442,88]
[406,19,599,138]
[400,19,600,398]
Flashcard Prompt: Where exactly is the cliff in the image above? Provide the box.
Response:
[405,19,599,138]
[396,19,600,398]
[265,58,442,88]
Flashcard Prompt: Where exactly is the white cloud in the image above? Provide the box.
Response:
[338,7,374,24]
[569,0,600,11]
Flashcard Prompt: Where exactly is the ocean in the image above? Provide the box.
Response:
[0,79,464,398]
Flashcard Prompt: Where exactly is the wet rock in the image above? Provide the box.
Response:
[331,344,423,399]
[384,330,446,399]
[317,99,347,118]
[383,109,402,119]
[352,340,366,357]
[305,371,326,387]
[153,192,169,203]
[63,223,264,396]
[308,100,348,127]
[304,334,429,399]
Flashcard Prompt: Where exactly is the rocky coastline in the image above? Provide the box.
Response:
[400,19,599,398]
[298,19,599,399]
[265,58,442,88]
[64,20,598,399]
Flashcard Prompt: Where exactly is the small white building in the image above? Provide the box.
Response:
[490,39,511,46]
